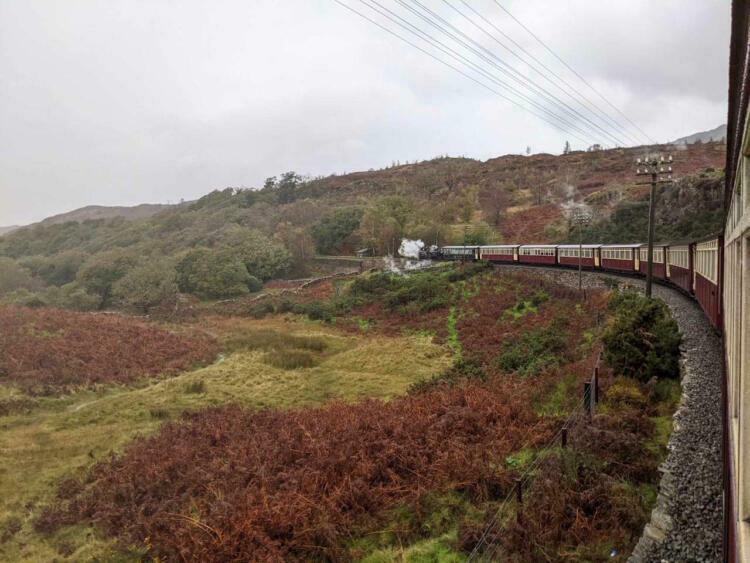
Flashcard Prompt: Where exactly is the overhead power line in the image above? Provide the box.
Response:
[445,0,642,146]
[353,0,604,145]
[490,0,656,144]
[402,0,628,147]
[332,0,593,145]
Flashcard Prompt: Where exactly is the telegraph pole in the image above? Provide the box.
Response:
[636,154,674,297]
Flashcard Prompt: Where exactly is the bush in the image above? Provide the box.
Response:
[250,301,275,319]
[302,300,334,322]
[246,275,263,293]
[112,262,178,313]
[602,291,681,382]
[0,257,34,296]
[494,319,568,376]
[445,261,491,282]
[176,248,252,299]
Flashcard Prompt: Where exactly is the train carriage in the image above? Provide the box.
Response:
[600,244,639,272]
[479,244,518,262]
[557,244,601,268]
[441,246,478,260]
[638,243,668,280]
[518,244,557,265]
[665,242,693,294]
[692,235,723,329]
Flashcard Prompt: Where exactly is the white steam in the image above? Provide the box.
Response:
[398,239,424,259]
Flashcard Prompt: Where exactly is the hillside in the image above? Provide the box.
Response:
[672,124,727,145]
[0,141,726,311]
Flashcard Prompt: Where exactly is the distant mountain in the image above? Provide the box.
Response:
[2,203,180,235]
[0,225,20,236]
[672,124,727,145]
[35,203,178,226]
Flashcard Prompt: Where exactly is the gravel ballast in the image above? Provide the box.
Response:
[496,265,723,562]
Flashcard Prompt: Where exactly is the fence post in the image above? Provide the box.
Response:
[516,478,523,523]
[594,364,600,404]
[561,426,567,448]
[584,382,592,419]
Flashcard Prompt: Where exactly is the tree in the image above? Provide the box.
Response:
[112,262,178,313]
[481,181,511,227]
[175,248,253,299]
[263,176,277,190]
[277,171,299,204]
[222,229,291,280]
[359,196,414,255]
[274,222,315,276]
[76,251,138,307]
[311,208,363,254]
[0,257,34,296]
[20,251,86,287]
[563,140,571,154]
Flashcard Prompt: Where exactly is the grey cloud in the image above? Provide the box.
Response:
[0,0,730,225]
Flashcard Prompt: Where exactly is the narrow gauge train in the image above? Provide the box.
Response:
[436,236,723,330]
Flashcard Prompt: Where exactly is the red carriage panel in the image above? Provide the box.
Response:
[639,261,666,279]
[601,258,635,272]
[695,274,721,329]
[518,254,556,264]
[559,256,596,268]
[667,264,692,294]
[483,253,515,262]
[692,238,722,330]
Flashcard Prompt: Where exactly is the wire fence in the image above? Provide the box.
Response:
[466,349,604,562]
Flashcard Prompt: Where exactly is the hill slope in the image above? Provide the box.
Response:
[672,124,727,145]
[0,141,726,310]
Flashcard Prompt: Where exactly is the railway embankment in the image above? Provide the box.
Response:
[497,265,723,562]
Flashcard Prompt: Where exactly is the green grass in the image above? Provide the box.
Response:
[0,318,451,562]
[350,491,476,562]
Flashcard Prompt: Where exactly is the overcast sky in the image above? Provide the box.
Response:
[0,0,731,226]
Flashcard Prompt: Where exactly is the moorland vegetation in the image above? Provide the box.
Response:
[0,263,683,561]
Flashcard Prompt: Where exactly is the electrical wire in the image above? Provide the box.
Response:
[398,0,627,147]
[490,0,656,144]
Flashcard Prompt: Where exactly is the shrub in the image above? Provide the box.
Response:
[175,248,252,299]
[602,291,681,382]
[0,257,34,296]
[493,319,568,376]
[250,301,275,319]
[112,262,178,313]
[246,275,263,293]
[445,261,491,282]
[301,300,334,322]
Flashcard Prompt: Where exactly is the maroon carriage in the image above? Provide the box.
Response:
[692,235,723,330]
[479,245,518,262]
[518,245,557,265]
[665,242,693,294]
[638,243,668,280]
[600,244,639,272]
[557,244,601,269]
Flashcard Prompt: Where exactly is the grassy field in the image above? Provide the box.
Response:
[0,315,451,561]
